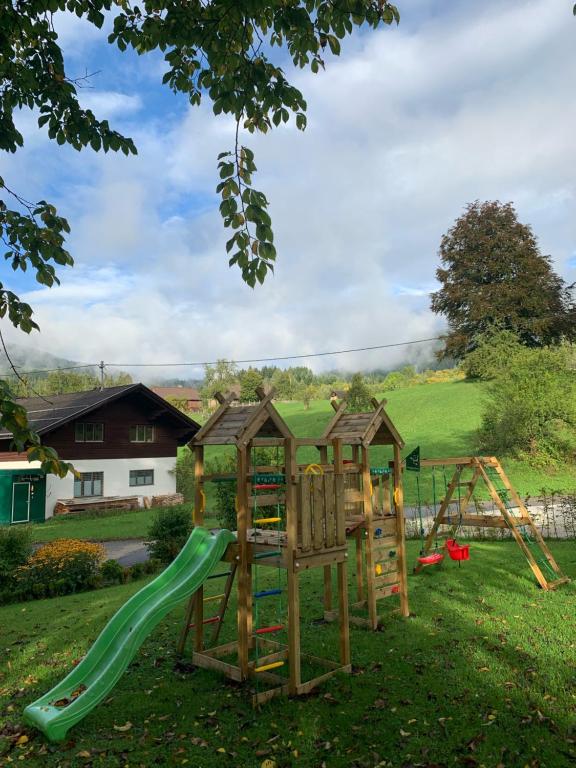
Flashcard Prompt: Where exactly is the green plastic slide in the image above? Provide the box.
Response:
[23,526,235,742]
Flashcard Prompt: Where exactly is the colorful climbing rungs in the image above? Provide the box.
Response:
[253,484,282,491]
[188,616,220,629]
[254,517,282,525]
[207,571,231,580]
[254,624,284,635]
[254,661,285,673]
[254,588,282,599]
[203,593,225,603]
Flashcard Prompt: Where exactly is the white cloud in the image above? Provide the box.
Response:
[5,0,576,378]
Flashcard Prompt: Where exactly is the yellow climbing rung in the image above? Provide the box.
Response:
[203,593,225,603]
[253,517,282,525]
[254,660,285,673]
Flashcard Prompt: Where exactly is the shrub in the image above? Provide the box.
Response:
[0,525,33,588]
[128,562,146,580]
[478,345,576,466]
[146,506,193,563]
[100,558,125,585]
[16,539,105,600]
[463,328,523,380]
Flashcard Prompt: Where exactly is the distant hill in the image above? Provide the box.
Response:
[0,343,88,378]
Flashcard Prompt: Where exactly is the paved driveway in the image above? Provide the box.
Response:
[101,539,149,567]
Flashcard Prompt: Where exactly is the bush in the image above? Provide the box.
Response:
[146,506,193,563]
[16,539,105,600]
[478,345,576,466]
[0,525,33,588]
[100,558,125,585]
[463,328,523,380]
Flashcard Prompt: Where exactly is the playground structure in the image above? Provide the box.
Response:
[413,456,569,590]
[321,397,409,629]
[177,387,352,704]
[23,392,571,741]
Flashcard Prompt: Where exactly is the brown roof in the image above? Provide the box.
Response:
[0,384,200,440]
[151,386,200,401]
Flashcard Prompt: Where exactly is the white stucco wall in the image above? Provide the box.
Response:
[45,457,177,518]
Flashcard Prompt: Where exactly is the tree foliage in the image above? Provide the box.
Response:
[1,0,400,469]
[346,373,372,412]
[239,367,264,403]
[462,327,523,381]
[431,201,576,360]
[478,345,576,466]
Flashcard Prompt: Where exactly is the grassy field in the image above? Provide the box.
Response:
[1,540,575,767]
[29,508,219,544]
[24,380,576,543]
[198,380,576,498]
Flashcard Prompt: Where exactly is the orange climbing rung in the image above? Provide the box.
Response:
[253,517,281,525]
[254,661,285,673]
[188,616,220,629]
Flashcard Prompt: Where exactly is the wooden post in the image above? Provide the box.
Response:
[333,438,350,666]
[393,445,410,618]
[285,436,301,693]
[236,445,250,677]
[361,445,377,629]
[193,445,205,651]
[319,446,332,614]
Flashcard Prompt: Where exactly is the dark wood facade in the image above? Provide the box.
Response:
[0,388,199,460]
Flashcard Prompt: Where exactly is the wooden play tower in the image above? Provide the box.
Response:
[178,388,351,704]
[321,397,410,629]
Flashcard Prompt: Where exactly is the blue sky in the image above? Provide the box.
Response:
[4,0,576,379]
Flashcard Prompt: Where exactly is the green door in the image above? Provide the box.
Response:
[12,482,30,524]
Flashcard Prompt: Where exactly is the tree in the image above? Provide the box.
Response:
[200,360,238,409]
[1,0,401,472]
[271,369,296,401]
[462,327,523,380]
[431,201,576,360]
[239,367,264,403]
[346,373,372,412]
[478,345,576,466]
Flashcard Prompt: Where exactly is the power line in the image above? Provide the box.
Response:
[105,336,443,368]
[0,335,443,377]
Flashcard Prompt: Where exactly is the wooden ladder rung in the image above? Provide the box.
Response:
[546,576,570,589]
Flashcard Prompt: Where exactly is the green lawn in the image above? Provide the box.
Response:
[1,540,575,766]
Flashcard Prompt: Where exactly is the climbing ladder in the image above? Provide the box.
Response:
[415,457,569,590]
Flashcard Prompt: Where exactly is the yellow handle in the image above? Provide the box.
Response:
[304,463,324,476]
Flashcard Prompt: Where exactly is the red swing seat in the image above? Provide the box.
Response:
[417,552,444,566]
[445,538,470,561]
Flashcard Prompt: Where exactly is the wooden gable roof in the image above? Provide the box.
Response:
[321,397,404,448]
[190,387,292,446]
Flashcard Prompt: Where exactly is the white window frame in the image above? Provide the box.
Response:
[129,469,155,487]
[75,423,104,443]
[129,425,154,443]
[74,472,104,498]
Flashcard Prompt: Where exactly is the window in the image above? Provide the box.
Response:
[130,425,154,443]
[75,423,104,442]
[74,472,104,498]
[129,469,154,487]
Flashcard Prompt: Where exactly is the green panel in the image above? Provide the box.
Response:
[29,476,46,523]
[11,483,30,523]
[24,526,236,742]
[0,474,12,525]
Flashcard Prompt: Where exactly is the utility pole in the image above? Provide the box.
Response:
[99,361,105,390]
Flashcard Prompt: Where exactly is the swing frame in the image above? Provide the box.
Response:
[413,456,569,590]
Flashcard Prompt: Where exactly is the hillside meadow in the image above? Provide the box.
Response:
[193,380,576,500]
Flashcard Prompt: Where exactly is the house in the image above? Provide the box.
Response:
[0,384,200,524]
[150,386,202,412]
